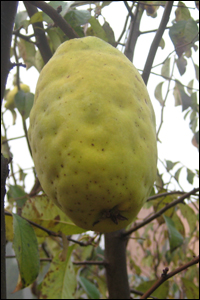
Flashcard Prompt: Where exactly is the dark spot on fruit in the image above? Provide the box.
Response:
[61,164,64,168]
[91,144,94,146]
[102,149,104,151]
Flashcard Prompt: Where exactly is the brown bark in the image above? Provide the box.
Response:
[104,229,130,299]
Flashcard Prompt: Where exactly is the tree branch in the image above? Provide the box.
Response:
[123,187,199,237]
[1,1,18,103]
[124,2,144,62]
[27,1,79,39]
[73,260,108,266]
[23,1,52,64]
[140,256,199,299]
[1,2,18,299]
[4,210,94,246]
[104,229,130,299]
[142,1,173,85]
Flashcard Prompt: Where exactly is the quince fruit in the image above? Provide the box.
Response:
[28,36,157,233]
[5,84,30,110]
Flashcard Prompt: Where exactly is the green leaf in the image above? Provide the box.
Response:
[15,91,34,120]
[193,63,199,81]
[78,276,100,299]
[136,280,169,298]
[179,203,197,235]
[65,9,91,27]
[176,55,187,75]
[13,213,40,288]
[181,277,199,299]
[174,166,183,183]
[159,37,165,49]
[166,160,179,172]
[169,19,198,57]
[187,79,194,95]
[7,184,28,207]
[102,21,115,45]
[161,57,170,78]
[87,16,108,41]
[187,168,195,184]
[47,28,62,51]
[18,38,36,69]
[154,82,164,106]
[22,195,86,236]
[163,215,183,251]
[29,12,43,24]
[40,245,76,299]
[175,1,191,21]
[173,80,192,110]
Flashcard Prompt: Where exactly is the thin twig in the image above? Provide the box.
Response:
[142,1,173,85]
[123,187,199,237]
[140,256,199,299]
[5,210,94,246]
[73,260,108,266]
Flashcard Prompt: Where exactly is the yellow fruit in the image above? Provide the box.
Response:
[5,84,30,110]
[28,36,157,233]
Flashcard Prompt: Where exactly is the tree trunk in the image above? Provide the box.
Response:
[104,229,130,299]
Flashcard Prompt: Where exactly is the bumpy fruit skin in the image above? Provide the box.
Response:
[5,84,30,110]
[28,36,157,233]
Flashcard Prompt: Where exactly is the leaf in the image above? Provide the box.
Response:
[169,19,198,57]
[154,82,164,106]
[22,195,86,236]
[179,203,197,234]
[152,189,179,225]
[193,63,199,81]
[12,213,40,289]
[78,276,100,299]
[65,9,91,27]
[159,37,165,49]
[171,212,185,237]
[161,57,170,78]
[29,12,43,24]
[42,1,72,23]
[192,131,199,149]
[187,168,195,184]
[102,21,115,46]
[40,245,76,299]
[187,79,194,95]
[18,38,36,69]
[14,11,28,30]
[166,160,179,172]
[163,215,183,251]
[15,91,34,120]
[47,28,62,51]
[86,16,108,41]
[173,80,192,110]
[136,280,169,298]
[6,184,28,207]
[175,1,191,21]
[174,166,183,183]
[176,55,187,75]
[181,277,199,299]
[190,110,198,133]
